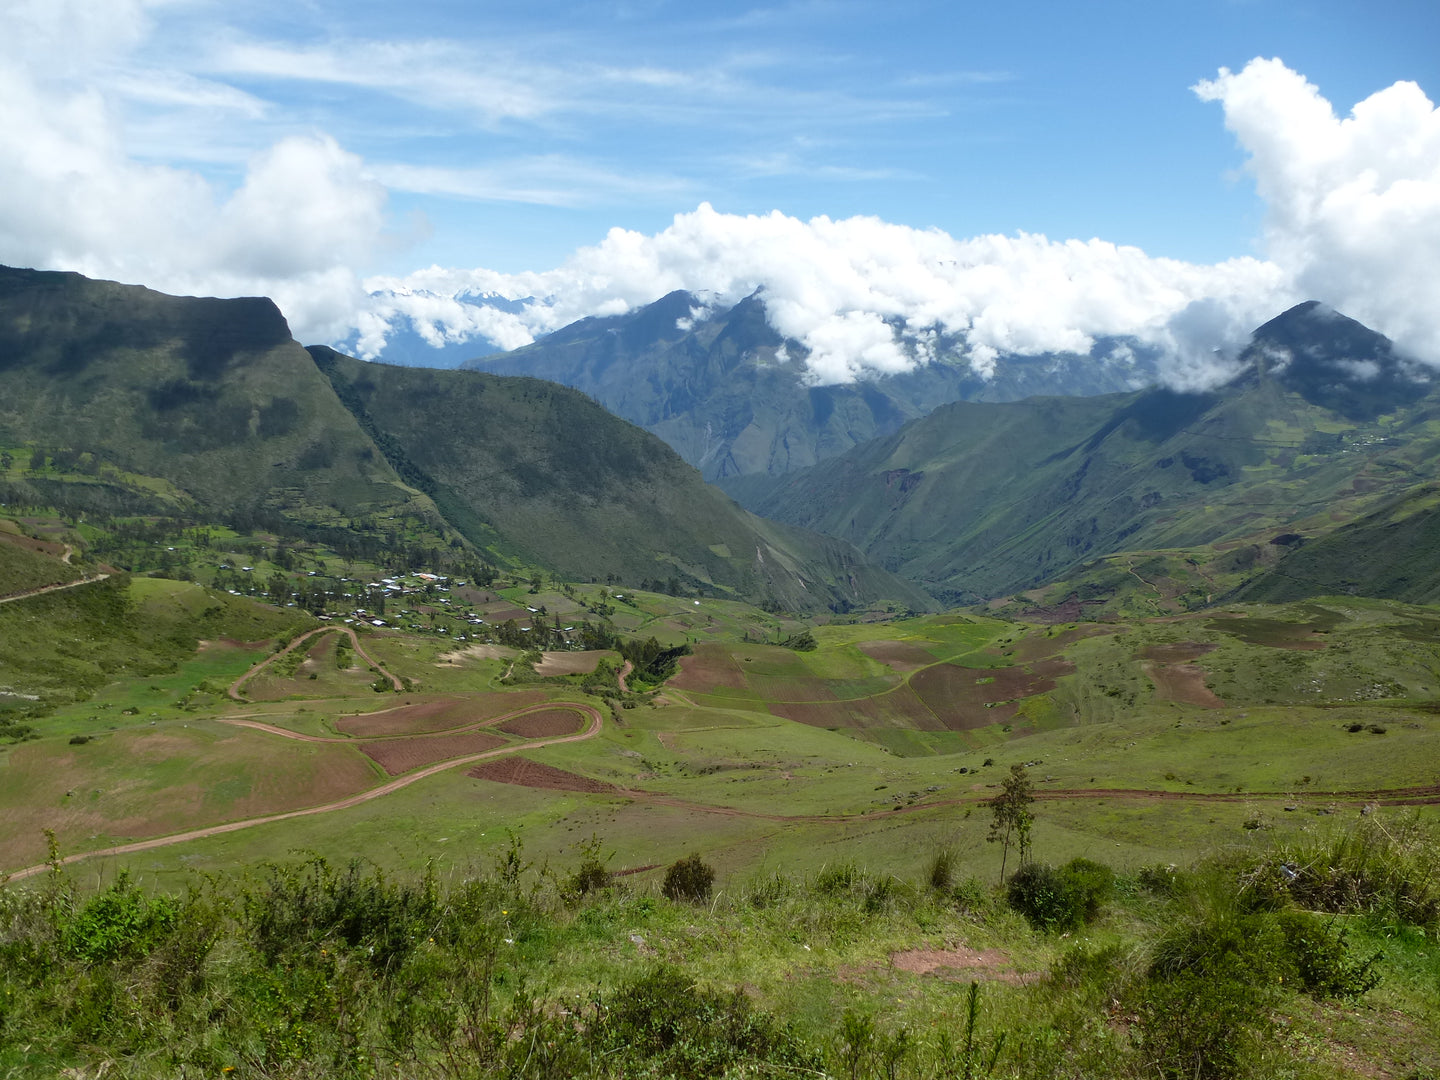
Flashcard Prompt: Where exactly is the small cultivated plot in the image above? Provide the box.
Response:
[361,730,509,776]
[531,649,618,676]
[334,691,556,738]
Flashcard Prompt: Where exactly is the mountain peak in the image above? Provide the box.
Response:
[1241,301,1428,419]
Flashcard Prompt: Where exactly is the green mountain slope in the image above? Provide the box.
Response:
[0,266,926,612]
[310,348,933,613]
[729,303,1440,604]
[0,266,431,533]
[467,290,1156,480]
[1235,485,1440,604]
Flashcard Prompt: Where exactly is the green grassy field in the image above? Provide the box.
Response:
[6,593,1437,899]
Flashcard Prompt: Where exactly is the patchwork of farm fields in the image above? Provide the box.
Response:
[3,593,1439,889]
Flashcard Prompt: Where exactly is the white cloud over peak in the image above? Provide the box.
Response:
[1195,58,1440,365]
[1,10,1437,395]
[358,58,1440,385]
[361,205,1289,383]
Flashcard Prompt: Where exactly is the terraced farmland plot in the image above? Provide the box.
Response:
[499,709,587,737]
[670,644,753,693]
[909,660,1072,729]
[769,684,943,731]
[361,731,507,775]
[337,691,552,737]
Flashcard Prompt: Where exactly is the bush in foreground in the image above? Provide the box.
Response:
[1006,857,1114,932]
[661,853,715,903]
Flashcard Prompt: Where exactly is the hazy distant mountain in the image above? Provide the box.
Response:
[464,290,1159,479]
[0,265,929,613]
[723,302,1440,604]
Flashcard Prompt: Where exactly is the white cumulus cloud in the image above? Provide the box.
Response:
[360,205,1289,383]
[1196,57,1440,366]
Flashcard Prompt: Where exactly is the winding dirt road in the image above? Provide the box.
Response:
[3,701,602,882]
[0,571,110,606]
[219,701,590,744]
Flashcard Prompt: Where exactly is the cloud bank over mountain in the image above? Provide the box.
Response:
[359,58,1440,386]
[0,2,1435,390]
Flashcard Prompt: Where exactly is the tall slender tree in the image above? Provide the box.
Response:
[986,764,1035,883]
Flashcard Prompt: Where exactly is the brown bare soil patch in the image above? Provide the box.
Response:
[856,641,935,671]
[1139,641,1218,663]
[533,650,614,676]
[0,531,67,558]
[670,643,750,692]
[889,946,1025,984]
[467,757,619,793]
[1012,625,1112,662]
[454,587,501,605]
[910,662,1070,730]
[362,731,507,775]
[770,685,943,731]
[1143,661,1225,708]
[337,691,551,737]
[498,709,585,738]
[483,605,533,624]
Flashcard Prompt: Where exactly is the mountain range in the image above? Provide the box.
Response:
[719,302,1440,605]
[0,265,927,614]
[465,290,1158,480]
[5,263,1435,616]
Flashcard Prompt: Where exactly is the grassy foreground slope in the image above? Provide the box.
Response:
[3,814,1438,1080]
[312,347,933,614]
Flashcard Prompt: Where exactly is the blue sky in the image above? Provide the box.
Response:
[3,0,1439,381]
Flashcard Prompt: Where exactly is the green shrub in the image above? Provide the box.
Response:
[1006,858,1113,932]
[240,857,439,969]
[1275,909,1383,999]
[587,966,819,1078]
[564,834,613,900]
[61,872,178,966]
[1135,903,1282,1080]
[950,876,992,915]
[662,853,715,904]
[1252,815,1440,928]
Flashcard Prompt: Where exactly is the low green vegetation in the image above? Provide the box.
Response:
[2,814,1435,1079]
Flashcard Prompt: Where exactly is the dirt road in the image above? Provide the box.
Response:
[3,703,602,882]
[219,701,591,744]
[0,572,110,606]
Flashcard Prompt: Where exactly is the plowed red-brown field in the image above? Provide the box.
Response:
[467,757,618,793]
[909,660,1072,730]
[498,709,585,738]
[361,731,506,775]
[1143,662,1226,708]
[338,691,551,737]
[770,685,943,731]
[670,644,750,692]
